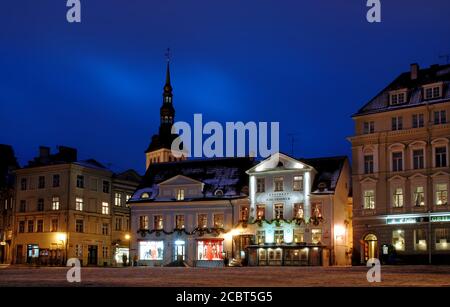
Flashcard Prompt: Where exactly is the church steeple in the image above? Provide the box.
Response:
[145,48,184,169]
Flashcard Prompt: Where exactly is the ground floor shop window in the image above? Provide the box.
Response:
[197,240,223,260]
[139,241,164,260]
[414,229,427,251]
[114,248,129,264]
[392,230,405,251]
[27,244,39,263]
[435,228,450,250]
[284,248,309,265]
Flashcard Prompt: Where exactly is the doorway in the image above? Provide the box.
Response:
[363,234,378,262]
[88,245,98,265]
[174,240,185,261]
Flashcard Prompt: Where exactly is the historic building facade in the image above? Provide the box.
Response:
[129,157,253,267]
[350,63,450,264]
[0,144,19,264]
[238,153,352,266]
[12,146,140,266]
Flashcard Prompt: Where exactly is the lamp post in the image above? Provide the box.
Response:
[125,234,131,266]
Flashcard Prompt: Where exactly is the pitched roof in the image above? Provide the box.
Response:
[131,157,256,201]
[353,64,450,117]
[298,156,348,194]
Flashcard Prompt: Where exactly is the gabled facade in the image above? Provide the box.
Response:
[237,153,352,266]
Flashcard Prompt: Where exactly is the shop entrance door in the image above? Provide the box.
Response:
[174,240,185,261]
[363,234,378,262]
[88,245,98,265]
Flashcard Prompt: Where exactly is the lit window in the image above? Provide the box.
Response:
[413,187,425,207]
[102,202,109,215]
[294,229,304,243]
[256,205,265,220]
[197,240,223,260]
[213,214,224,228]
[436,184,448,206]
[293,176,303,191]
[139,216,149,229]
[392,230,405,251]
[311,202,322,219]
[274,204,284,219]
[50,219,58,232]
[393,188,404,208]
[115,193,122,206]
[364,190,375,210]
[414,229,427,251]
[256,178,265,193]
[52,196,60,210]
[311,229,322,244]
[256,230,265,244]
[139,241,164,260]
[274,230,284,244]
[435,228,450,251]
[175,215,185,229]
[75,197,83,211]
[154,215,163,230]
[198,214,208,229]
[274,177,284,192]
[293,203,304,219]
[240,206,249,222]
[176,189,185,201]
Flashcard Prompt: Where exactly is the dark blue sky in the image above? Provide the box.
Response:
[1,0,449,174]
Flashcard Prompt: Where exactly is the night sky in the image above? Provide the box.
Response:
[1,0,449,174]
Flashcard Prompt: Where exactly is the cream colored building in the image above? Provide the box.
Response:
[349,63,450,264]
[12,146,140,266]
[241,153,352,266]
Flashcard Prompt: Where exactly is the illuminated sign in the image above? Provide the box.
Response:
[386,217,428,225]
[431,216,450,223]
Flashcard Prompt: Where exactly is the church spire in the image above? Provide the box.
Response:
[163,48,172,95]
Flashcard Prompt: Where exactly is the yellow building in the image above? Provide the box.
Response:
[12,146,140,266]
[349,63,450,264]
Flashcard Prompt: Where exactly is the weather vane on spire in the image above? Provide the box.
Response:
[165,48,171,63]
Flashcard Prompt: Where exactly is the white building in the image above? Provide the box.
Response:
[236,153,352,266]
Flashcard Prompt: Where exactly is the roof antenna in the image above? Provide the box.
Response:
[439,54,450,64]
[165,47,171,63]
[287,133,298,156]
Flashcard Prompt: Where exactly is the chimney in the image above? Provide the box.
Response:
[39,146,50,158]
[57,146,78,162]
[410,63,419,80]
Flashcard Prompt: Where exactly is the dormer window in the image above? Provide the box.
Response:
[423,83,443,100]
[141,192,150,199]
[389,90,407,106]
[214,189,224,197]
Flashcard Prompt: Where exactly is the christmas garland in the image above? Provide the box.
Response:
[137,227,225,238]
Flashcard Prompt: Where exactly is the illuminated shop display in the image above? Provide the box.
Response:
[197,239,223,260]
[139,241,164,260]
